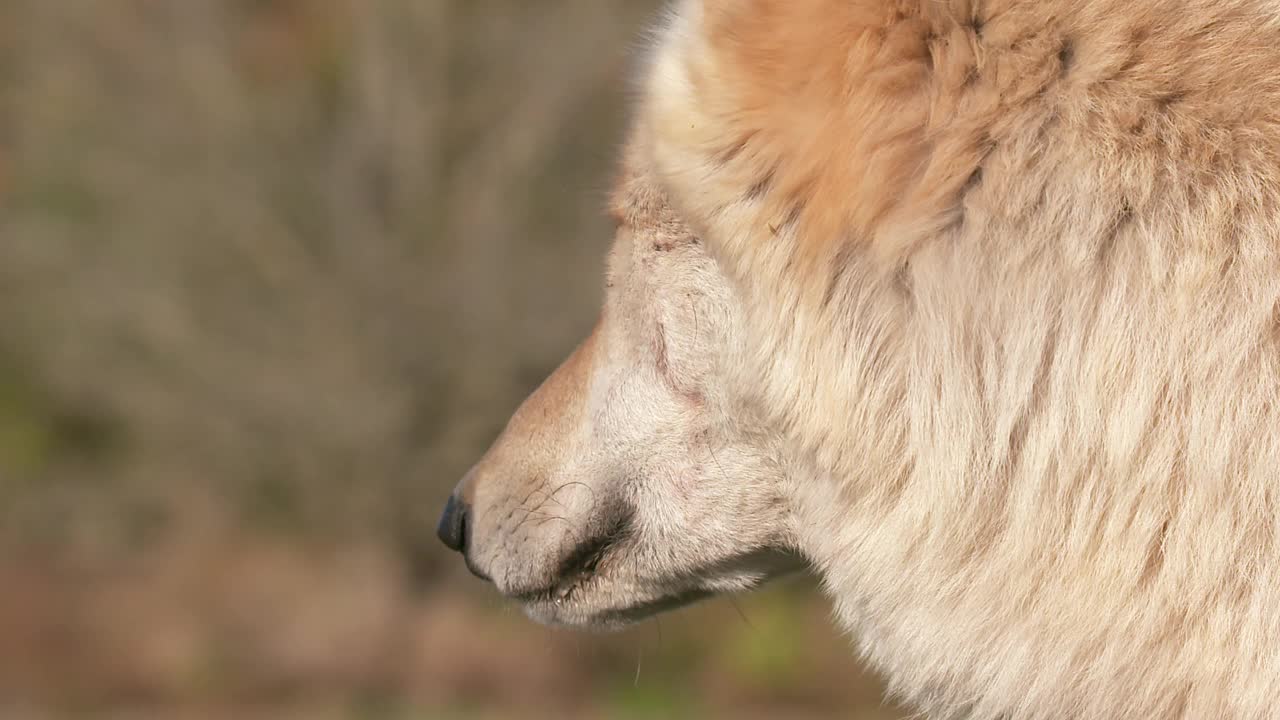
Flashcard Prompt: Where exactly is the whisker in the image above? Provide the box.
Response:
[727,595,756,631]
[707,437,731,485]
[634,643,644,687]
[549,480,599,515]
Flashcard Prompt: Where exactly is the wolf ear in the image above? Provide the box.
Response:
[645,0,938,303]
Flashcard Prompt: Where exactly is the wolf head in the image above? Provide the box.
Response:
[436,142,803,628]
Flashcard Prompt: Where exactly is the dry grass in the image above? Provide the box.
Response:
[0,1,900,717]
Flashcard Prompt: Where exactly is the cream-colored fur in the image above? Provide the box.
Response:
[450,0,1280,717]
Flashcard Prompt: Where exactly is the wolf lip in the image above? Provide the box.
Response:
[510,505,633,602]
[510,537,614,605]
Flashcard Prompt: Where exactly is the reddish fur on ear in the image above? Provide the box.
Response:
[652,0,1280,302]
[707,0,936,267]
[646,0,956,298]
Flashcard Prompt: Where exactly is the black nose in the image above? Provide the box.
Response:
[436,495,469,553]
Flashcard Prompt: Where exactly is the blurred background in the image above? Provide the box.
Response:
[0,1,901,718]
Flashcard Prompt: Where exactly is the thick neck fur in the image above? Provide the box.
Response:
[644,0,1280,716]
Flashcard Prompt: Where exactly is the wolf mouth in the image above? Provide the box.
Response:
[592,588,714,623]
[512,505,635,606]
[518,540,806,628]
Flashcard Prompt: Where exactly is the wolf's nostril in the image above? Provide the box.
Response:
[436,495,469,553]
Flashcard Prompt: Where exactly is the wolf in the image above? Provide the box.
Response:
[437,1,1280,717]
